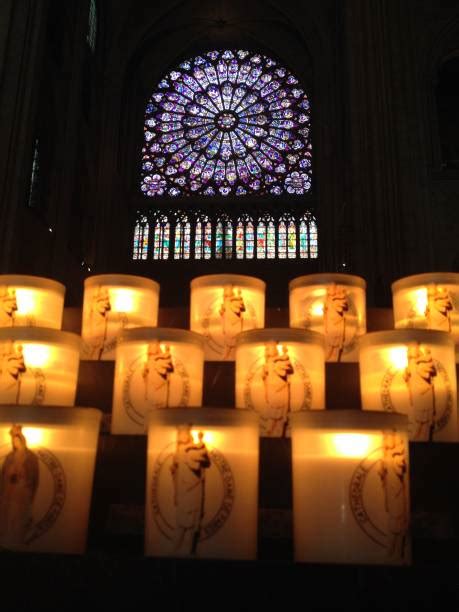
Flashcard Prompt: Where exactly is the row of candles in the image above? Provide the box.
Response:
[0,271,457,563]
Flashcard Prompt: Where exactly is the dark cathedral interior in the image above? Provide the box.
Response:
[1,0,459,608]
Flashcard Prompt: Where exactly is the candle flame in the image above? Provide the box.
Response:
[330,433,371,458]
[15,289,36,315]
[23,343,51,368]
[388,346,408,370]
[413,288,428,317]
[21,427,47,447]
[310,301,324,317]
[111,289,135,313]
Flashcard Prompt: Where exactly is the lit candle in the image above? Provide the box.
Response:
[289,273,366,362]
[235,328,325,437]
[190,274,265,361]
[112,328,205,434]
[359,330,457,442]
[291,410,410,565]
[0,328,81,406]
[392,273,459,360]
[145,408,259,560]
[0,405,101,554]
[0,275,65,329]
[81,274,159,361]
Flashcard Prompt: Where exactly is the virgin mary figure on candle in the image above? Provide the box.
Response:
[0,342,27,404]
[425,285,453,332]
[0,287,18,327]
[262,343,294,437]
[170,426,211,555]
[83,287,128,359]
[403,343,437,441]
[220,285,246,359]
[378,431,409,561]
[324,284,349,362]
[0,425,39,548]
[143,341,174,408]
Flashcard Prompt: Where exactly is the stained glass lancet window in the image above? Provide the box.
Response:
[153,215,170,260]
[86,0,97,52]
[140,49,312,198]
[133,216,149,260]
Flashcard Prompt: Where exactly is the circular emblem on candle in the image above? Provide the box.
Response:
[243,342,312,437]
[349,431,409,562]
[122,341,190,426]
[0,424,66,550]
[201,285,258,360]
[151,424,234,556]
[0,341,46,405]
[380,343,453,440]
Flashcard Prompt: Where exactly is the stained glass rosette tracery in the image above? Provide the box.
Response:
[141,50,312,198]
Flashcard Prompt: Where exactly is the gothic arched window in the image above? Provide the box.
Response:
[134,49,317,262]
[133,216,149,260]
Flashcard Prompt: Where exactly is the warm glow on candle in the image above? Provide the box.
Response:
[22,343,51,367]
[413,288,428,316]
[15,289,36,315]
[21,426,47,447]
[328,433,372,457]
[190,428,221,447]
[111,289,135,313]
[310,301,324,317]
[388,346,408,370]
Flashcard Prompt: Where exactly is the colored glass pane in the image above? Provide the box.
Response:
[257,222,266,259]
[236,221,244,259]
[246,221,254,259]
[174,223,183,259]
[225,222,233,259]
[195,222,203,259]
[140,49,311,198]
[163,224,170,259]
[204,222,212,259]
[288,221,296,258]
[216,222,223,259]
[184,222,191,259]
[267,221,275,258]
[310,219,318,259]
[278,221,287,258]
[299,220,308,258]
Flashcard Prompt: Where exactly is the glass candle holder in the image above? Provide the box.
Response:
[0,275,65,329]
[0,328,81,406]
[190,274,265,361]
[235,328,325,437]
[359,330,457,442]
[392,273,459,360]
[289,273,366,362]
[112,328,205,434]
[291,410,410,565]
[81,274,160,361]
[145,408,259,560]
[0,405,101,554]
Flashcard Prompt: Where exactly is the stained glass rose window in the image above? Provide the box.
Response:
[140,49,312,198]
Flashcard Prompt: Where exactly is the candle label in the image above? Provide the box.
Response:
[150,424,234,556]
[349,431,410,563]
[82,286,128,359]
[122,341,190,426]
[243,342,312,437]
[0,342,46,405]
[0,287,36,327]
[301,284,358,361]
[200,285,258,360]
[380,343,453,441]
[0,425,66,550]
[405,284,456,333]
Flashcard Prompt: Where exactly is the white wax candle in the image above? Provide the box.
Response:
[235,329,325,437]
[0,406,101,554]
[291,412,411,565]
[81,275,159,360]
[289,274,366,362]
[145,409,258,560]
[360,331,458,442]
[190,275,265,361]
[0,329,80,407]
[112,328,205,434]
